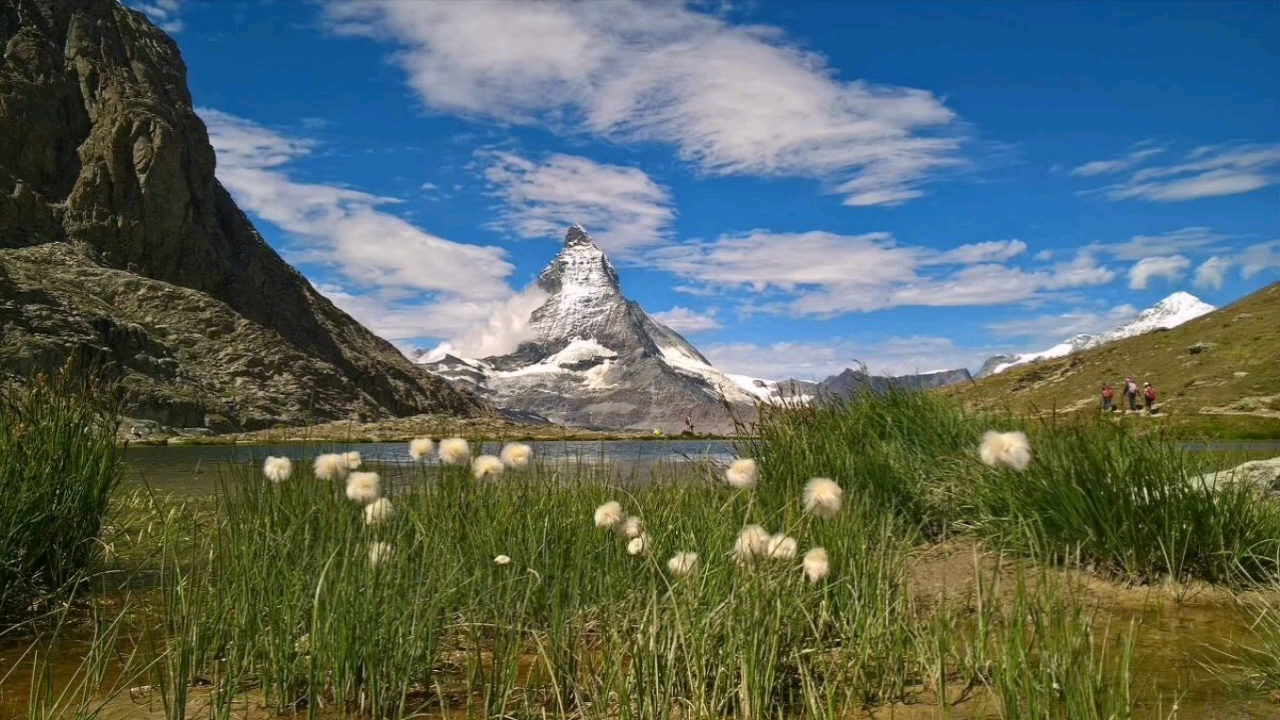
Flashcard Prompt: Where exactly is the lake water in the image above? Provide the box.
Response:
[123,438,1280,494]
[125,439,740,493]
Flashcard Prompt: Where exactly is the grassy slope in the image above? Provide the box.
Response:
[943,282,1280,436]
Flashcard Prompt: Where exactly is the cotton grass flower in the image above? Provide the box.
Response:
[364,497,394,525]
[979,430,1032,471]
[345,451,362,470]
[494,554,512,566]
[500,442,533,470]
[294,633,311,655]
[368,541,392,568]
[438,437,470,466]
[627,534,650,557]
[803,478,844,519]
[408,437,434,460]
[594,501,624,530]
[725,458,758,490]
[472,455,505,480]
[766,533,798,561]
[345,471,380,503]
[313,453,349,481]
[667,552,699,577]
[733,524,771,563]
[618,515,644,541]
[803,547,829,583]
[262,456,292,483]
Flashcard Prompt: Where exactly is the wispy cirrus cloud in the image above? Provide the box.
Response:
[651,230,1111,317]
[985,304,1138,345]
[1080,143,1280,202]
[482,151,675,254]
[1070,143,1164,177]
[325,0,964,207]
[1086,227,1228,262]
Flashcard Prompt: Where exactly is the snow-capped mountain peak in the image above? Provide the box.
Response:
[415,225,756,432]
[976,291,1216,377]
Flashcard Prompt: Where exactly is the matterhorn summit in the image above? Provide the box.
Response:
[977,291,1216,377]
[418,225,757,433]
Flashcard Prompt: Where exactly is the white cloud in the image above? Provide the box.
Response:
[1089,143,1280,202]
[1193,256,1233,290]
[200,108,533,348]
[1127,255,1191,290]
[129,0,183,33]
[652,230,1113,316]
[1087,227,1226,262]
[1069,145,1164,177]
[326,0,963,206]
[702,336,986,380]
[482,151,674,253]
[1240,241,1280,279]
[650,306,722,334]
[985,304,1138,344]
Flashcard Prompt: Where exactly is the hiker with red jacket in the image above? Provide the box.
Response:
[1143,382,1158,413]
[1101,383,1115,412]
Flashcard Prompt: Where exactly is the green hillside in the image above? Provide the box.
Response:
[943,282,1280,437]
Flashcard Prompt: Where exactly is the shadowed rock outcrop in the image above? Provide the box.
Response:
[0,0,486,429]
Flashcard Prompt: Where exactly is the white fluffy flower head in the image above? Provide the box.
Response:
[618,516,644,540]
[803,547,829,583]
[345,451,362,470]
[494,554,512,566]
[733,524,771,563]
[438,437,471,466]
[667,551,699,577]
[263,456,292,483]
[804,478,844,519]
[725,458,758,490]
[767,533,798,561]
[408,437,434,460]
[979,430,1032,472]
[368,541,392,568]
[313,453,349,481]
[627,534,650,557]
[500,443,533,470]
[594,501,624,529]
[364,497,394,525]
[472,455,505,480]
[345,471,380,503]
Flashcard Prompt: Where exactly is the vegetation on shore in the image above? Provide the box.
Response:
[5,387,1280,717]
[943,281,1280,437]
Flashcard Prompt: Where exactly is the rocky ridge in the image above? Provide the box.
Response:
[0,0,486,431]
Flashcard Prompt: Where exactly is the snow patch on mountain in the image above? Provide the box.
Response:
[978,292,1216,377]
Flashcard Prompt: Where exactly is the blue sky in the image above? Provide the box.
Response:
[135,0,1279,379]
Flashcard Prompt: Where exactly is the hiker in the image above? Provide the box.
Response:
[1101,383,1115,412]
[1143,382,1158,414]
[1124,377,1139,412]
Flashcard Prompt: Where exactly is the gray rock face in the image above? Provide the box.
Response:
[818,367,974,399]
[0,0,486,429]
[420,226,756,434]
[1197,457,1280,495]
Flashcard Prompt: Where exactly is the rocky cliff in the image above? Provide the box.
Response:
[420,226,756,434]
[0,0,486,430]
[817,367,973,398]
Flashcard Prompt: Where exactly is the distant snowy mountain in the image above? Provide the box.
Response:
[416,225,756,433]
[976,292,1216,378]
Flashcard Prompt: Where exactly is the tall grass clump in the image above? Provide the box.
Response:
[745,390,985,533]
[967,420,1280,583]
[0,369,124,616]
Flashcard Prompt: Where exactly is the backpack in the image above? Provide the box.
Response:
[1144,386,1156,400]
